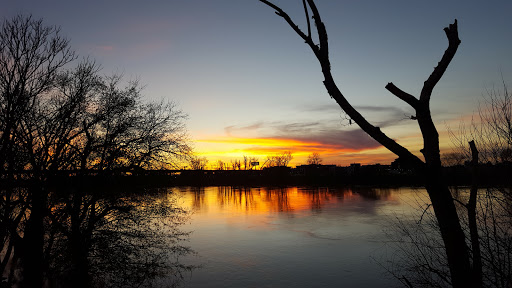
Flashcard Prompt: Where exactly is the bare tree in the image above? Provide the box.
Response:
[0,15,75,287]
[0,15,75,171]
[307,152,323,165]
[450,78,512,164]
[243,155,250,170]
[444,79,512,288]
[189,156,208,170]
[260,1,472,287]
[231,159,241,170]
[0,15,192,287]
[216,160,226,170]
[262,151,293,168]
[243,155,259,170]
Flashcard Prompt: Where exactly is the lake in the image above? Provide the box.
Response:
[172,186,430,288]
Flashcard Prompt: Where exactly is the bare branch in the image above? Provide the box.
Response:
[385,82,419,109]
[420,20,461,104]
[306,0,329,60]
[302,0,311,38]
[259,1,320,56]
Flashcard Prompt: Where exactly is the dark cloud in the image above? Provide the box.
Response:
[225,120,381,152]
[271,128,381,151]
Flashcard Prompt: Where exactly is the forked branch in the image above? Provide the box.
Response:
[420,20,461,104]
[386,20,459,111]
[259,0,320,57]
[302,0,311,38]
[260,0,423,167]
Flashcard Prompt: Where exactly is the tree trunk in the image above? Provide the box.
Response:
[20,183,46,288]
[259,2,475,286]
[424,168,474,287]
[468,140,483,287]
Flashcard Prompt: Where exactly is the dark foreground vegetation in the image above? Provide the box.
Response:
[0,15,193,287]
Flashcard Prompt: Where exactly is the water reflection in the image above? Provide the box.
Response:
[177,186,413,288]
[181,186,399,216]
[189,186,206,210]
[0,185,196,288]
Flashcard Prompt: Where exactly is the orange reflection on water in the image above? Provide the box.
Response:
[178,186,399,217]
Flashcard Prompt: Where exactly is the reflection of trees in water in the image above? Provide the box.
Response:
[298,187,336,213]
[1,185,196,288]
[263,187,292,213]
[217,186,257,211]
[351,187,393,200]
[0,185,29,285]
[209,186,376,214]
[188,186,206,210]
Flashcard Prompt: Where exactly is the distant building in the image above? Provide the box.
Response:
[347,163,361,175]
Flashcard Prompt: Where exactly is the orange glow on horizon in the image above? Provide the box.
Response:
[192,135,398,167]
[191,110,475,167]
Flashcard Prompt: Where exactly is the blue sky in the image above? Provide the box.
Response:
[4,0,512,165]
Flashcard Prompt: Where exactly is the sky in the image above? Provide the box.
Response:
[3,0,512,167]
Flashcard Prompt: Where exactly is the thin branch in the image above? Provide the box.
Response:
[259,0,319,56]
[302,0,311,38]
[417,203,433,224]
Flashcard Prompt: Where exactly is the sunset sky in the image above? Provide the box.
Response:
[4,1,512,167]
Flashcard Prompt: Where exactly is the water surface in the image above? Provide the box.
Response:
[176,186,427,288]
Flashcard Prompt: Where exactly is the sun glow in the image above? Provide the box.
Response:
[193,135,395,167]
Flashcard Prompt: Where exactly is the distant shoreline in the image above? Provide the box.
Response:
[3,164,511,188]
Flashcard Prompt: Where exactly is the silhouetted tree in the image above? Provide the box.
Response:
[0,14,75,287]
[260,1,472,287]
[216,160,226,170]
[307,152,322,165]
[262,151,293,168]
[231,159,241,170]
[243,155,259,170]
[442,79,512,288]
[0,15,192,287]
[189,156,208,170]
[450,78,512,165]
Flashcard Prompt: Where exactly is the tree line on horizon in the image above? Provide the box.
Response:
[187,151,327,170]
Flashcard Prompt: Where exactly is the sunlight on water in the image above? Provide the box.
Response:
[174,187,425,287]
[175,186,429,288]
